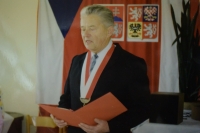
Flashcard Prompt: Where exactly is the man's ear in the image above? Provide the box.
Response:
[107,26,114,37]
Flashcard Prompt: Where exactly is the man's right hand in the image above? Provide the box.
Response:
[50,114,68,128]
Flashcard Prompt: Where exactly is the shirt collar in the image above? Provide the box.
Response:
[91,39,112,58]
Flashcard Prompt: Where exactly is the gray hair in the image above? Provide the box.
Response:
[80,5,114,27]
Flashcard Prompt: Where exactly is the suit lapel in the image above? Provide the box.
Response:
[104,43,122,70]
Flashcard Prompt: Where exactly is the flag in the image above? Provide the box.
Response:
[36,0,82,104]
[159,0,182,92]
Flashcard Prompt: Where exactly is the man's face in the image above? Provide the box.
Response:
[80,14,112,53]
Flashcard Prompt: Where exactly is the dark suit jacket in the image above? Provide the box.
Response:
[59,43,150,133]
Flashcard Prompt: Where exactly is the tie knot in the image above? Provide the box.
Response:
[94,54,98,59]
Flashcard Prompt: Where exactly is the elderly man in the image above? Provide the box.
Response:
[52,4,150,133]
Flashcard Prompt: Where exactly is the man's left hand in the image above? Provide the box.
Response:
[78,118,109,133]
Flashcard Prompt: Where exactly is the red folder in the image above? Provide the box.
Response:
[40,92,127,127]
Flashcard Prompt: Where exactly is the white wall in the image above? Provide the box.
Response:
[0,0,39,132]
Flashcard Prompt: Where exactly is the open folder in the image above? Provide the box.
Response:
[40,92,127,127]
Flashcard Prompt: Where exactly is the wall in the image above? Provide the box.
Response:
[1,0,198,132]
[0,0,38,132]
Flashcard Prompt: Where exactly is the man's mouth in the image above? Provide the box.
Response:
[85,40,92,43]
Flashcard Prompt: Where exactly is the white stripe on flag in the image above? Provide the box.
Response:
[36,0,64,104]
[159,0,183,92]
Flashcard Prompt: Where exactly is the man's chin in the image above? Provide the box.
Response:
[85,44,93,50]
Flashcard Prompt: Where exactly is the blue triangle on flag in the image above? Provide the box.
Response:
[48,0,82,38]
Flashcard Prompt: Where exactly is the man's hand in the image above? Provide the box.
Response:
[50,114,68,128]
[78,118,109,133]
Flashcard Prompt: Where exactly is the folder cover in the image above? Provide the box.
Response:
[40,92,127,127]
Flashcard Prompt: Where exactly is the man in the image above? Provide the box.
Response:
[52,4,150,133]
